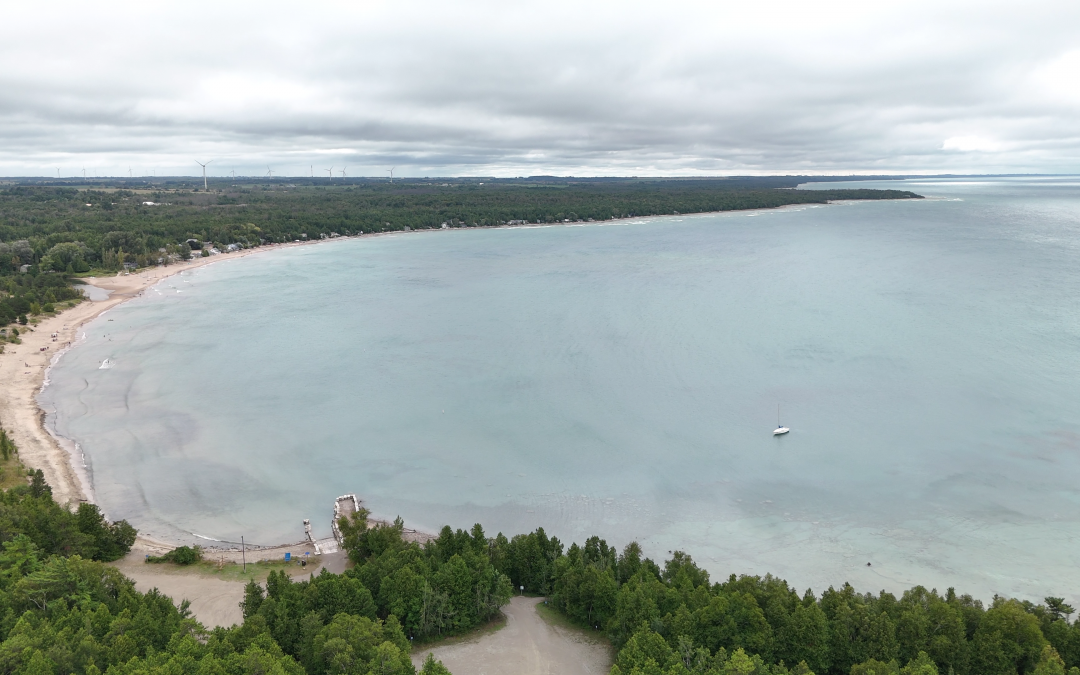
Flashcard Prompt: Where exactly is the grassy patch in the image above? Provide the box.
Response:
[0,461,29,491]
[71,270,115,278]
[410,612,507,651]
[141,555,320,583]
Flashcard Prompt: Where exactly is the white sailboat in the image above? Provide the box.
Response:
[773,404,789,435]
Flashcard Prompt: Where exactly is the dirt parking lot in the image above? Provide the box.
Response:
[111,559,246,627]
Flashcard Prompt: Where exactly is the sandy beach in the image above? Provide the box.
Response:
[0,242,435,627]
[1,220,639,513]
[0,241,323,509]
[0,210,825,512]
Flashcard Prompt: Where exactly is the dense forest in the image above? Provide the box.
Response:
[519,529,1080,675]
[0,425,1076,674]
[0,178,922,269]
[0,177,920,327]
[326,513,1080,675]
[0,428,457,674]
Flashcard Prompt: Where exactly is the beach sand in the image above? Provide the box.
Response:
[0,239,420,627]
[0,243,316,509]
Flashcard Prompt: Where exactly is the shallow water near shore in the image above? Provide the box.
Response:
[41,177,1080,603]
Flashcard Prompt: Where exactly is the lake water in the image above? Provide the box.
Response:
[41,177,1080,603]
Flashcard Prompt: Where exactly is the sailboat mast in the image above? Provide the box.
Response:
[773,403,790,435]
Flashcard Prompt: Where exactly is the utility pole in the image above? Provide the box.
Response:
[241,535,246,573]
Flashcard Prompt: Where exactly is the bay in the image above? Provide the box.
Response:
[41,177,1080,602]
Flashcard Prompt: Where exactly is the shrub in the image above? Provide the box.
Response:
[147,545,202,565]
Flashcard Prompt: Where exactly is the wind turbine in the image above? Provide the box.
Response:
[326,166,333,182]
[56,168,60,178]
[129,166,132,178]
[310,165,314,178]
[82,168,86,179]
[195,160,212,190]
[230,169,235,180]
[340,167,347,178]
[387,167,395,183]
[266,166,274,180]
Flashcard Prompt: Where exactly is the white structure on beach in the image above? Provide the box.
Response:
[305,493,362,555]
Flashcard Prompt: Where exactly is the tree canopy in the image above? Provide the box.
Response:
[0,433,1075,675]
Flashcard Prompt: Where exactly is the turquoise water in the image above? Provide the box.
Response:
[41,178,1080,603]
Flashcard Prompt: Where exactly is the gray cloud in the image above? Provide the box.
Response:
[1,0,1079,176]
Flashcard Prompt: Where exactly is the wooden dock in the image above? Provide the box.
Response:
[305,493,361,554]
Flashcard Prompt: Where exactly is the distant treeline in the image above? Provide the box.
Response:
[0,179,921,273]
[0,179,920,329]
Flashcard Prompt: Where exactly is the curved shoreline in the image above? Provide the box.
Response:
[5,209,770,505]
[0,240,329,510]
[7,197,914,544]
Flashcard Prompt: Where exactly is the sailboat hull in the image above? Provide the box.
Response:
[773,427,789,435]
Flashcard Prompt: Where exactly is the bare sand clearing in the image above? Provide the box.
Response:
[111,550,248,627]
[413,597,613,675]
[110,541,342,628]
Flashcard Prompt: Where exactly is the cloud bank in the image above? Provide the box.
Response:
[1,0,1078,177]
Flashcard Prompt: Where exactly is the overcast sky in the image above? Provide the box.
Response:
[1,1,1078,177]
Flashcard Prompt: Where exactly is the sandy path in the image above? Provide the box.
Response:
[412,597,613,675]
